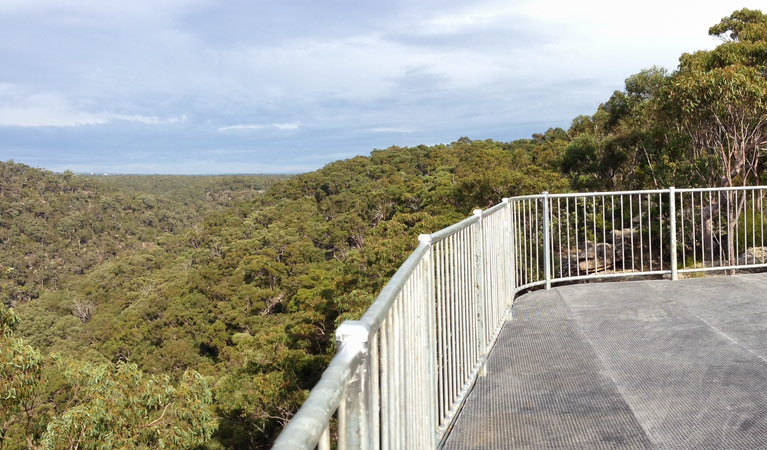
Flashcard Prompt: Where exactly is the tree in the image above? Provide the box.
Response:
[665,8,767,263]
[667,8,767,188]
[1,304,217,449]
[41,362,217,450]
[0,306,43,448]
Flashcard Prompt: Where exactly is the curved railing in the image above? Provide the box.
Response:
[272,186,767,450]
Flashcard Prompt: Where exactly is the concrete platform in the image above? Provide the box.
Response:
[442,273,767,449]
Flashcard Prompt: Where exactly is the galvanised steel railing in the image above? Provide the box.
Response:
[272,186,767,450]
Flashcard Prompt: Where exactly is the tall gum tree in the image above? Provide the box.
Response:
[665,8,767,264]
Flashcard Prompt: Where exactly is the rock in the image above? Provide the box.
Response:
[579,258,609,272]
[580,242,615,273]
[611,228,636,241]
[557,229,641,276]
[737,247,767,265]
[560,241,616,275]
[610,228,636,260]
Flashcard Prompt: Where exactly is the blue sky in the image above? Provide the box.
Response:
[0,0,760,174]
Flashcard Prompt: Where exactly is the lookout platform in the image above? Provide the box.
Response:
[443,273,767,449]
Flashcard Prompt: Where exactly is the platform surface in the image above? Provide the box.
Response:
[442,273,767,449]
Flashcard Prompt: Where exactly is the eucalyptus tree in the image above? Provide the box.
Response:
[666,8,767,263]
[561,67,675,190]
[668,8,767,188]
[1,304,216,449]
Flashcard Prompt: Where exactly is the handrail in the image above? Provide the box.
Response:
[429,215,478,243]
[272,185,767,450]
[357,243,430,334]
[270,341,364,449]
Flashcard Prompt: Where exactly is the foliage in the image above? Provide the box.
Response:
[1,306,43,447]
[0,163,280,306]
[1,304,216,449]
[558,9,767,192]
[667,8,767,187]
[41,362,216,449]
[89,174,288,217]
[736,207,766,252]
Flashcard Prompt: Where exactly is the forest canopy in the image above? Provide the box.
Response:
[2,8,767,450]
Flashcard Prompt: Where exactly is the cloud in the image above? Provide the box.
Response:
[107,114,186,125]
[0,0,209,22]
[2,0,764,173]
[218,122,300,132]
[0,95,106,127]
[216,124,265,131]
[420,4,518,33]
[273,122,300,130]
[0,106,106,127]
[0,85,187,127]
[0,106,186,128]
[365,127,415,133]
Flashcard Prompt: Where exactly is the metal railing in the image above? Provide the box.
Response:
[272,186,767,450]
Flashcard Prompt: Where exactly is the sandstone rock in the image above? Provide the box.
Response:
[560,241,617,274]
[610,228,636,256]
[737,247,767,265]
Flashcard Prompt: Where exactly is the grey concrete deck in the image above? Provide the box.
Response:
[442,273,767,449]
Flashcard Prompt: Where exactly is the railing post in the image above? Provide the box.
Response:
[669,186,678,281]
[472,210,487,377]
[335,321,371,450]
[542,192,552,290]
[502,199,514,316]
[417,234,438,450]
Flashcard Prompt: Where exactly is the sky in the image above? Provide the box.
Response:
[0,0,761,174]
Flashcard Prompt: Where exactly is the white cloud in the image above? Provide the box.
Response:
[0,91,106,127]
[108,113,187,125]
[0,0,210,21]
[0,106,105,127]
[273,122,300,130]
[217,124,265,131]
[421,4,517,33]
[0,86,186,127]
[365,127,415,133]
[218,122,300,132]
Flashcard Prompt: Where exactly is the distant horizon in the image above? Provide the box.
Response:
[2,0,763,173]
[79,172,299,176]
[5,132,555,175]
[3,158,302,176]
